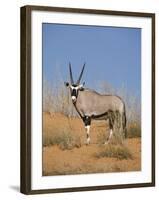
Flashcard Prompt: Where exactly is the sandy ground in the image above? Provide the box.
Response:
[42,112,141,176]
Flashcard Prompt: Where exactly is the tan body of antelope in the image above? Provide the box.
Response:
[65,63,127,145]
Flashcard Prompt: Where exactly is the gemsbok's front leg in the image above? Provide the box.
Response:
[83,116,91,145]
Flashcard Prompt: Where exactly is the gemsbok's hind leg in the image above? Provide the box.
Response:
[83,116,91,145]
[105,115,114,144]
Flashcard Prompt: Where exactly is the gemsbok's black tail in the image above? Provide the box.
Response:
[122,105,127,138]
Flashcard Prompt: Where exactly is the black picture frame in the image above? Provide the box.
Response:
[20,5,155,194]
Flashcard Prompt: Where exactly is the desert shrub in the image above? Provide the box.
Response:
[43,79,54,113]
[43,131,81,150]
[43,77,77,117]
[95,144,133,160]
[127,122,141,138]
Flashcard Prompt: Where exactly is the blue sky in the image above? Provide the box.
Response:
[42,23,141,95]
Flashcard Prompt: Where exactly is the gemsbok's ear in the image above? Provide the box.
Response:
[79,83,85,91]
[64,82,69,87]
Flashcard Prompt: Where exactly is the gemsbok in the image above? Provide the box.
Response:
[65,63,127,145]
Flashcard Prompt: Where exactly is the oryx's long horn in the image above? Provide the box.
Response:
[69,62,74,84]
[76,63,85,84]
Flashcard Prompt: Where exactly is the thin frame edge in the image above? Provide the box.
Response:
[20,6,32,194]
[151,13,155,187]
[22,5,155,17]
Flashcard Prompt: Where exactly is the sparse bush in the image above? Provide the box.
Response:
[43,77,77,117]
[43,79,54,113]
[127,123,141,138]
[95,144,133,160]
[43,131,81,150]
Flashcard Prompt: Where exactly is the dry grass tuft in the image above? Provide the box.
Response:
[43,130,81,150]
[127,123,141,138]
[95,144,133,160]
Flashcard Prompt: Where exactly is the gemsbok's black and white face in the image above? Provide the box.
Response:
[65,83,85,103]
[64,63,85,103]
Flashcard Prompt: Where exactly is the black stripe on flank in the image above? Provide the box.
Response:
[91,112,108,119]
